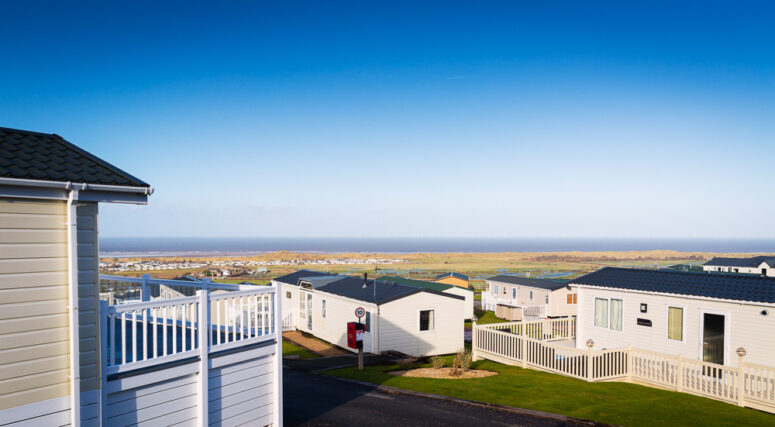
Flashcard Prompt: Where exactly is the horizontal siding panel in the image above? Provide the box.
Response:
[0,229,67,244]
[77,257,96,271]
[108,380,196,418]
[0,369,69,396]
[0,341,69,365]
[0,382,69,412]
[107,392,198,426]
[141,407,199,427]
[0,272,66,290]
[0,327,69,351]
[75,214,96,230]
[209,367,271,390]
[0,313,68,335]
[212,374,272,402]
[0,258,67,275]
[3,409,69,427]
[78,270,97,284]
[0,286,67,305]
[0,243,66,259]
[0,355,69,383]
[107,374,197,405]
[0,300,67,320]
[0,213,66,230]
[210,395,272,425]
[0,200,65,215]
[216,404,272,427]
[76,230,94,246]
[208,356,271,379]
[210,383,272,414]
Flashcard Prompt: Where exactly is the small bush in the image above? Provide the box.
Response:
[460,349,472,372]
[397,359,414,371]
[431,355,444,370]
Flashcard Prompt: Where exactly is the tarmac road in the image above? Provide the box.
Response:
[283,368,590,427]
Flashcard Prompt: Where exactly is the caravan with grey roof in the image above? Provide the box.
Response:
[273,270,465,357]
[569,267,775,367]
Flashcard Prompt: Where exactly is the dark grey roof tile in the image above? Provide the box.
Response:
[0,126,149,187]
[571,267,775,303]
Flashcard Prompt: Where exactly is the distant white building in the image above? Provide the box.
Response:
[274,270,465,357]
[482,275,577,321]
[703,256,775,277]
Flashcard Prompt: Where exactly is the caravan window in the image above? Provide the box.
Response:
[322,300,326,318]
[594,298,608,328]
[610,299,623,331]
[512,288,516,298]
[420,310,435,331]
[668,307,683,340]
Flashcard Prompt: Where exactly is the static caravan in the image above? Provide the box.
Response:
[482,275,576,321]
[274,271,465,357]
[378,275,474,320]
[703,256,775,277]
[569,267,775,367]
[0,127,283,426]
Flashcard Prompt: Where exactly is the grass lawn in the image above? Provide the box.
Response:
[282,339,320,359]
[322,359,775,427]
[465,309,508,328]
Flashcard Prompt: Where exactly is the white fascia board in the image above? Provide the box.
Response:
[0,178,151,204]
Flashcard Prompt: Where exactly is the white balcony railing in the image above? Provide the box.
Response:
[99,275,278,376]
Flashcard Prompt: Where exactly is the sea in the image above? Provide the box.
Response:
[98,237,775,258]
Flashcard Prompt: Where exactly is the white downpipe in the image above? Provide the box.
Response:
[67,189,81,426]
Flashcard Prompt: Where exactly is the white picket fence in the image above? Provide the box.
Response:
[473,320,775,414]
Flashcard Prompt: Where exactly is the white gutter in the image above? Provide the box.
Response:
[0,176,153,195]
[66,188,81,427]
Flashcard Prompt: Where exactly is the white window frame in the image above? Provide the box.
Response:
[593,296,624,332]
[666,304,686,342]
[418,308,435,332]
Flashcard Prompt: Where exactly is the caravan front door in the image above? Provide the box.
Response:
[305,292,313,331]
[702,313,725,365]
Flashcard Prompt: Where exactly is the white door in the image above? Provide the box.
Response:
[305,292,313,331]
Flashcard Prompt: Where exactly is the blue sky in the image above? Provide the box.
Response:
[1,2,773,238]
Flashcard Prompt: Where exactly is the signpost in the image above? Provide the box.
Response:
[354,307,366,370]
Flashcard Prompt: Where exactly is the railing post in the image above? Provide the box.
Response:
[737,353,746,407]
[586,352,593,381]
[141,274,150,302]
[272,283,284,427]
[197,290,209,427]
[627,345,633,382]
[676,355,684,392]
[472,321,481,361]
[201,277,211,292]
[99,300,108,426]
[521,334,527,368]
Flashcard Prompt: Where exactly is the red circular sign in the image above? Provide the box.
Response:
[354,307,365,318]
